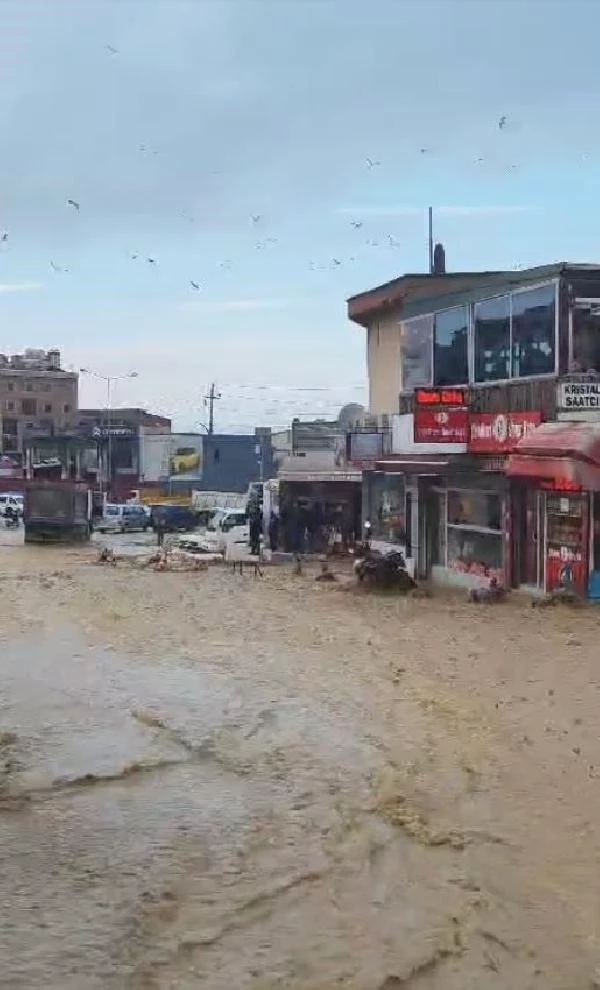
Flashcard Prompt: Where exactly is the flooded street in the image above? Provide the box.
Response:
[2,539,600,988]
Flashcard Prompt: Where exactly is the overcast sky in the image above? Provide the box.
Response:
[1,0,600,430]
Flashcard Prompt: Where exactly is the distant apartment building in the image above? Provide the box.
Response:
[0,349,78,461]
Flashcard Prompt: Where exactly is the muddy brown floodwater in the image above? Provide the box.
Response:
[2,542,600,988]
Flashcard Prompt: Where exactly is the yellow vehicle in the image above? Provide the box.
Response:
[170,447,201,475]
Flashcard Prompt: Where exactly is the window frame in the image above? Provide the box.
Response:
[399,278,559,393]
[472,279,559,386]
[433,304,470,387]
[569,296,600,372]
[399,313,435,391]
[472,291,512,384]
[510,280,559,380]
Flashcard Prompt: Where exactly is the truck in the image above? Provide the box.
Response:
[191,490,247,513]
[24,481,92,544]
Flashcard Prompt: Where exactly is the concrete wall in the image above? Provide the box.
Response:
[366,313,402,416]
[199,434,273,493]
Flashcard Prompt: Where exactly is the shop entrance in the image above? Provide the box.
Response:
[512,484,542,590]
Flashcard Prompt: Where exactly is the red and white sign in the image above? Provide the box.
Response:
[414,407,469,444]
[468,412,542,453]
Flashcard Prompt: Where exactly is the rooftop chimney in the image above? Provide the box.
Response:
[433,242,446,274]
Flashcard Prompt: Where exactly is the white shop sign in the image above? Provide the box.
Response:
[557,381,600,411]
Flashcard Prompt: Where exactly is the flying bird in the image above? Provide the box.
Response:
[0,232,7,242]
[106,44,118,55]
[190,280,201,291]
[130,253,138,260]
[67,199,80,212]
[146,257,156,264]
[499,115,507,130]
[419,147,430,155]
[251,214,261,224]
[365,158,381,169]
[350,220,363,229]
[474,157,484,164]
[49,261,68,272]
[331,258,342,267]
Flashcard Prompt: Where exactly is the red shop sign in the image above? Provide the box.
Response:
[414,406,469,444]
[468,411,542,453]
[415,387,468,407]
[540,478,583,493]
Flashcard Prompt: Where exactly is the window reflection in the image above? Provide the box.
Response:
[401,315,433,391]
[474,295,510,382]
[572,305,600,372]
[512,284,555,377]
[433,306,469,385]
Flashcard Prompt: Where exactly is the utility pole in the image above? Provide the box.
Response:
[204,383,221,435]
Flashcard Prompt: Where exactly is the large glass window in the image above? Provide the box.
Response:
[446,488,504,582]
[401,315,433,391]
[512,284,556,377]
[474,295,511,382]
[572,303,600,372]
[433,307,469,385]
[447,490,502,529]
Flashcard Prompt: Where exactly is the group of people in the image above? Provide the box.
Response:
[268,500,357,555]
[247,496,360,558]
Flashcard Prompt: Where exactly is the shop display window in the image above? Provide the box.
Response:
[446,488,504,582]
[369,474,406,543]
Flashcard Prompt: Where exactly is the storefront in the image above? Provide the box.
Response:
[370,456,506,585]
[276,470,362,554]
[507,420,600,597]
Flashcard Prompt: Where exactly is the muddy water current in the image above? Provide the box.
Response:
[1,546,600,987]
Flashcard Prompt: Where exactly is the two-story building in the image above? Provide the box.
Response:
[348,262,600,598]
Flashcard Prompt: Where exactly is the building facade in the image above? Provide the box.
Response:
[348,262,600,598]
[138,428,274,495]
[24,407,171,497]
[0,350,78,465]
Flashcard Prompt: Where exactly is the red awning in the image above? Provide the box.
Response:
[507,421,600,489]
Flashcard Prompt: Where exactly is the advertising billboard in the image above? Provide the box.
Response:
[167,434,204,482]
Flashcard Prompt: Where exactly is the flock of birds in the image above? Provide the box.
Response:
[0,39,520,293]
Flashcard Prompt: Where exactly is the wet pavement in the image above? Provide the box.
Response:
[2,538,600,987]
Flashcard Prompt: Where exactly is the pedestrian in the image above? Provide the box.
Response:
[268,511,279,552]
[248,499,262,556]
[156,510,166,548]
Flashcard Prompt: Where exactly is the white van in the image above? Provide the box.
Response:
[201,507,249,553]
[96,503,150,534]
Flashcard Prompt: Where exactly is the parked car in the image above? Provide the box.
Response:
[96,503,150,534]
[0,493,24,518]
[149,504,198,533]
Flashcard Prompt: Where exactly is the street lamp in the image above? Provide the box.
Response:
[80,368,138,493]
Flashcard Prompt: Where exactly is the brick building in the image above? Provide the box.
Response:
[0,349,78,461]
